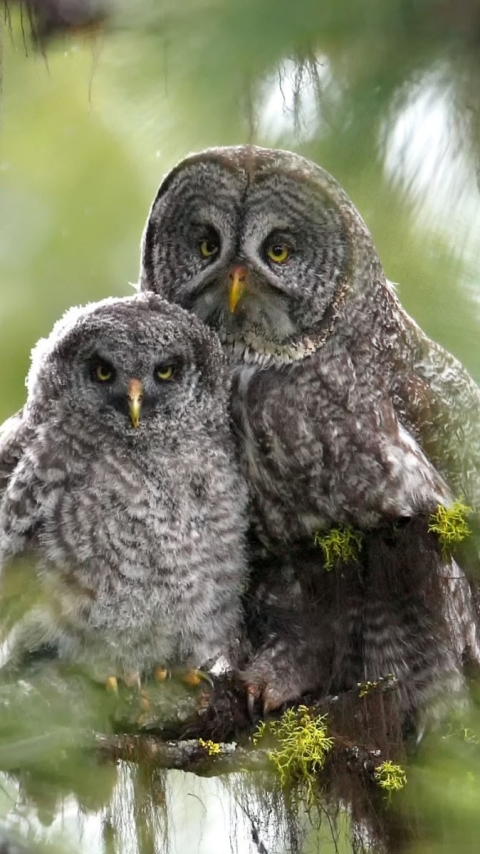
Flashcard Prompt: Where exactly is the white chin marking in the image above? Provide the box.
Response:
[224,332,318,366]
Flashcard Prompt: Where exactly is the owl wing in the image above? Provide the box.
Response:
[0,408,48,582]
[0,416,61,664]
[0,409,29,500]
[391,325,480,667]
[392,330,480,511]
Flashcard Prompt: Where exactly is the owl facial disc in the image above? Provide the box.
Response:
[139,145,360,360]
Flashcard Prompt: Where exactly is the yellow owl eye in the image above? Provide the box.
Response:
[266,244,290,264]
[156,365,175,381]
[199,239,219,259]
[94,363,114,382]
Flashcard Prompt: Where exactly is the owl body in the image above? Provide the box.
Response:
[139,146,480,714]
[232,301,451,548]
[0,294,248,680]
[232,324,474,712]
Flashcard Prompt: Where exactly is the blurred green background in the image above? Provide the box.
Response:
[2,0,480,851]
[3,0,480,423]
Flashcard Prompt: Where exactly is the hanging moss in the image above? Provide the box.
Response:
[428,501,472,555]
[253,705,334,800]
[313,527,363,570]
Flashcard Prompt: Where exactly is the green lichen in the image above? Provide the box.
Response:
[252,720,268,746]
[358,679,379,698]
[428,501,472,555]
[357,673,397,698]
[253,705,334,799]
[374,760,407,797]
[313,527,363,570]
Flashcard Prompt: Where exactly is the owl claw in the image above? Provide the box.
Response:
[106,673,143,693]
[105,676,119,694]
[243,663,309,716]
[181,668,214,688]
[123,671,141,690]
[154,667,171,682]
[152,666,213,688]
[139,691,151,712]
[246,684,260,719]
[103,667,215,695]
[246,684,283,717]
[262,689,283,716]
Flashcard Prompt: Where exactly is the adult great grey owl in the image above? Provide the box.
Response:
[0,293,248,684]
[138,145,480,721]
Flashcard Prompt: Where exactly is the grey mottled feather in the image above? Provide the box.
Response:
[0,411,27,498]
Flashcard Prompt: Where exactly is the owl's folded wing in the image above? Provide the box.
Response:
[392,337,480,513]
[0,421,54,662]
[0,409,40,592]
[0,409,28,500]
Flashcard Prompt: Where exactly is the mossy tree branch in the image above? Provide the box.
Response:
[100,672,405,795]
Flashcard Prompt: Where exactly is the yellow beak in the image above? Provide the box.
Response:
[128,378,143,428]
[228,266,248,314]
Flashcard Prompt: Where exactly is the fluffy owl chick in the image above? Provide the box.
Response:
[0,293,248,683]
[139,145,480,717]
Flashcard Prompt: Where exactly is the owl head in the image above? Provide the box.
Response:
[26,293,228,436]
[139,146,383,361]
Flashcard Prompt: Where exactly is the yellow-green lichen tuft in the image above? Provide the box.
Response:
[374,760,407,796]
[428,501,472,554]
[313,527,363,570]
[253,705,334,798]
[198,738,222,756]
[357,673,397,698]
[252,720,268,745]
[358,679,380,698]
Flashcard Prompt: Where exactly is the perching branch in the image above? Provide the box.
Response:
[96,735,272,776]
[101,673,401,784]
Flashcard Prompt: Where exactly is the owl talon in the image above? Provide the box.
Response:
[247,686,258,719]
[262,691,280,716]
[153,667,213,688]
[243,652,312,715]
[106,676,119,694]
[139,692,151,712]
[246,685,280,717]
[123,671,141,690]
[181,668,214,688]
